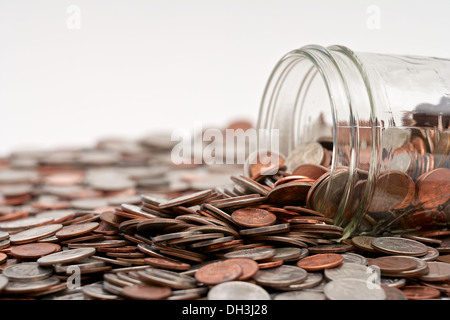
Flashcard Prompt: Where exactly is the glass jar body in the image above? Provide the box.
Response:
[258,45,450,238]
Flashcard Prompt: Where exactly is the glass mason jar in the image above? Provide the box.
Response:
[257,44,450,238]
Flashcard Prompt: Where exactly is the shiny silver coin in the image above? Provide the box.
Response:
[82,282,120,300]
[324,263,377,281]
[4,262,53,281]
[223,247,275,261]
[138,268,197,289]
[207,281,271,300]
[324,278,386,300]
[9,224,63,244]
[0,275,9,291]
[371,237,428,256]
[341,252,368,265]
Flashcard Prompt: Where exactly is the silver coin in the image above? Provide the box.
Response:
[138,268,197,289]
[0,275,9,291]
[54,259,106,273]
[273,290,326,300]
[0,231,9,241]
[4,262,53,281]
[37,247,96,266]
[35,209,76,222]
[109,265,150,274]
[380,277,406,288]
[223,247,275,261]
[207,281,271,300]
[271,247,303,262]
[9,224,63,244]
[371,237,428,256]
[0,239,10,249]
[324,278,386,300]
[0,216,54,231]
[341,252,368,265]
[324,263,377,281]
[116,272,143,285]
[82,282,120,300]
[270,272,323,291]
[285,142,324,172]
[254,265,308,287]
[3,277,60,294]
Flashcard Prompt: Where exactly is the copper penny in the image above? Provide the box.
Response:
[401,285,441,300]
[0,252,7,264]
[195,261,242,285]
[258,259,284,269]
[55,222,100,239]
[267,182,312,206]
[144,257,191,271]
[308,244,353,254]
[121,284,172,300]
[297,253,344,271]
[291,164,329,180]
[368,256,418,274]
[419,262,450,282]
[10,243,61,259]
[416,168,450,208]
[437,255,450,263]
[231,208,276,228]
[225,258,259,280]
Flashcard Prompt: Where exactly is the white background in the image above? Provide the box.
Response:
[1,0,449,155]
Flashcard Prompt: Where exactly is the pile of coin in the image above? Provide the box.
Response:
[0,125,448,300]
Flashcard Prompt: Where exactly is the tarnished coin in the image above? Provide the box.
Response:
[254,265,308,287]
[37,248,96,266]
[297,253,344,272]
[4,262,53,281]
[10,243,61,259]
[121,284,172,300]
[139,268,197,289]
[273,290,326,300]
[223,248,275,261]
[195,261,242,285]
[324,278,386,300]
[419,262,450,282]
[3,277,60,294]
[9,224,63,244]
[231,208,276,228]
[371,237,428,256]
[55,222,99,239]
[324,263,377,281]
[351,236,378,253]
[207,281,271,300]
[416,168,450,208]
[401,285,441,300]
